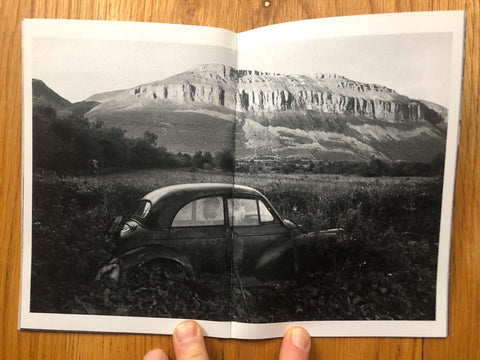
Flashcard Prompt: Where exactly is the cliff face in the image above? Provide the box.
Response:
[119,65,446,125]
[127,64,237,108]
[235,72,443,123]
[235,88,431,122]
[131,83,232,107]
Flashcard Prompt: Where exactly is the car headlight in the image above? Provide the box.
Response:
[95,261,121,282]
[120,223,131,236]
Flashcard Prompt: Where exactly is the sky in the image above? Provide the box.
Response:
[33,39,237,103]
[238,32,453,107]
[33,32,453,107]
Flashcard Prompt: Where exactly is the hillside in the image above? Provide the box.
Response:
[32,79,73,117]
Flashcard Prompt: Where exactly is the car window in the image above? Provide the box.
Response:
[227,198,276,226]
[171,196,224,227]
[227,198,260,226]
[258,200,275,222]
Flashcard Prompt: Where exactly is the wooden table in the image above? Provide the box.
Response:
[1,0,479,358]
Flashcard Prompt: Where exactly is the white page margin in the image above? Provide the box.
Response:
[20,313,232,338]
[231,320,446,339]
[238,11,464,51]
[24,18,237,48]
[434,10,466,336]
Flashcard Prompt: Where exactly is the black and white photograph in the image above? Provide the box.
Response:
[20,13,464,338]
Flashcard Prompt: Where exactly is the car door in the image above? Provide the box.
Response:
[228,197,291,277]
[168,196,229,274]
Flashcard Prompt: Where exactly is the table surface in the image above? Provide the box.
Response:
[1,0,479,359]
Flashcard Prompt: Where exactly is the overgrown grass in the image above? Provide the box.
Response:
[233,173,441,321]
[30,169,442,321]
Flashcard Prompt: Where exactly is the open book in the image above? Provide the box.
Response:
[20,11,465,339]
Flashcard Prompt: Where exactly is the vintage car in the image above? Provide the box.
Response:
[96,183,343,286]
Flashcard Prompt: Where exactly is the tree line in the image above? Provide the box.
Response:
[32,105,234,173]
[236,156,445,177]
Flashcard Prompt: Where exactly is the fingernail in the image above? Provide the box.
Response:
[291,327,311,352]
[143,349,168,360]
[175,321,198,343]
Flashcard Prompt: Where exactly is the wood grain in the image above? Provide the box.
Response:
[1,0,479,358]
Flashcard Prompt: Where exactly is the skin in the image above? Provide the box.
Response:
[144,320,311,360]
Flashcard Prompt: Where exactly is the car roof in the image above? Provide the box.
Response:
[142,183,263,204]
[137,183,280,229]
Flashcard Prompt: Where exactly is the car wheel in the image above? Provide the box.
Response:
[146,259,192,283]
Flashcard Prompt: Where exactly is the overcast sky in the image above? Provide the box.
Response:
[33,32,452,106]
[238,32,453,107]
[33,39,237,103]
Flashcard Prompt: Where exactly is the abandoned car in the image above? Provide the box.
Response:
[96,183,343,285]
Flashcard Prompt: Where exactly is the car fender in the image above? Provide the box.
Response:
[97,246,194,283]
[123,246,193,271]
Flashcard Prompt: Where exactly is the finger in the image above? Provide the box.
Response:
[143,349,169,360]
[173,320,209,360]
[279,327,311,360]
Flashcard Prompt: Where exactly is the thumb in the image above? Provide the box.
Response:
[279,327,311,360]
[173,321,209,360]
[143,349,169,360]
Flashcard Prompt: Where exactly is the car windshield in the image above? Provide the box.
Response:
[132,200,151,219]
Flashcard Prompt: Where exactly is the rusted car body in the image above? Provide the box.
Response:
[97,183,343,285]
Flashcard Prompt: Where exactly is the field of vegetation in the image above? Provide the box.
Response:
[30,169,442,322]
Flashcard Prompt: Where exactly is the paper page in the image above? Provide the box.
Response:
[20,11,465,340]
[233,11,464,338]
[21,18,237,338]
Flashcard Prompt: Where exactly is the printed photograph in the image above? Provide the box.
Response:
[30,39,238,320]
[232,33,452,322]
[27,30,452,326]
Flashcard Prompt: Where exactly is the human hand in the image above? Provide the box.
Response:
[144,320,311,360]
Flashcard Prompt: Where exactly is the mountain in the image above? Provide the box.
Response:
[232,68,447,162]
[32,79,73,117]
[34,65,448,162]
[87,64,446,124]
[32,79,99,117]
[83,65,237,154]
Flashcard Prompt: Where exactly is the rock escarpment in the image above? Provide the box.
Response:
[122,64,446,124]
[132,82,229,107]
[236,88,426,122]
[128,64,237,108]
[235,72,444,123]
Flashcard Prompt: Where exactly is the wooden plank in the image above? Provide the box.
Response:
[424,0,480,358]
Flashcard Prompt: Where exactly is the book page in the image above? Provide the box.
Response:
[233,11,464,338]
[20,12,465,340]
[21,19,237,338]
